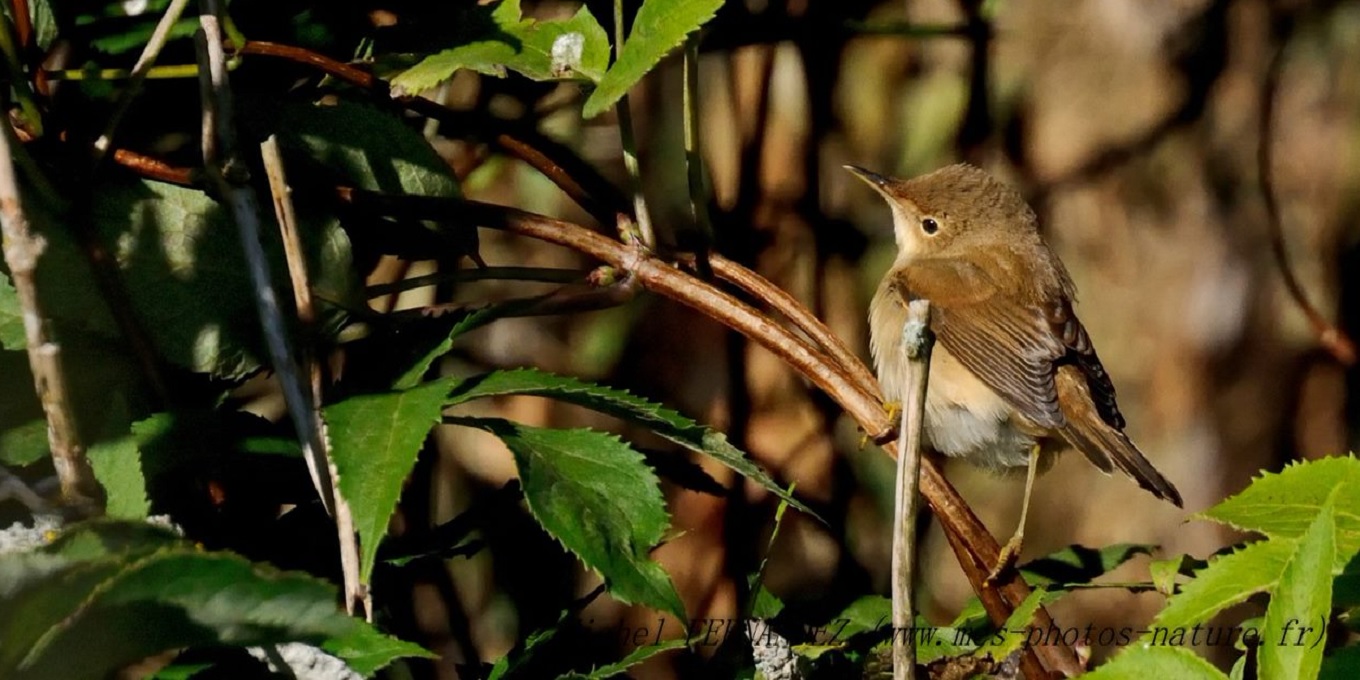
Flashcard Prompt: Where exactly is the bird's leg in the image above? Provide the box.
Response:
[988,443,1042,583]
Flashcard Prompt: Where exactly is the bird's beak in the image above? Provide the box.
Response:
[843,165,893,196]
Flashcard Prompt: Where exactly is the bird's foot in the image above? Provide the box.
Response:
[986,535,1023,585]
[859,401,902,449]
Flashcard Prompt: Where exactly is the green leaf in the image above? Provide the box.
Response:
[389,0,610,94]
[321,623,438,676]
[86,434,150,520]
[0,272,23,349]
[325,378,455,583]
[582,0,725,118]
[447,368,815,519]
[973,586,1044,662]
[0,419,48,467]
[560,639,687,679]
[1260,499,1336,680]
[1083,647,1229,680]
[747,486,794,620]
[278,100,460,198]
[29,0,59,50]
[451,417,684,622]
[32,179,357,379]
[1200,455,1360,557]
[1147,539,1294,639]
[0,520,431,679]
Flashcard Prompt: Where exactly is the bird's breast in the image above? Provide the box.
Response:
[869,284,1038,469]
[922,345,1038,469]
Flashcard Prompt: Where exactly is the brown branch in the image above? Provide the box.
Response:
[1258,12,1355,365]
[0,121,98,510]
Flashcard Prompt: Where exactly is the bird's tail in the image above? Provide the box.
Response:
[1056,369,1183,507]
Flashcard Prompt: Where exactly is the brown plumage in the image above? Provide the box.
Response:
[851,163,1181,509]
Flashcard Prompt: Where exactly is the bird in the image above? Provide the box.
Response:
[846,163,1183,581]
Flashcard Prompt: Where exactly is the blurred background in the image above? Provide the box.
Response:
[387,0,1360,676]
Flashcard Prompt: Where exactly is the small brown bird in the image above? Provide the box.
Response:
[847,163,1182,580]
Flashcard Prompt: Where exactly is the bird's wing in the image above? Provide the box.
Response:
[893,257,1124,431]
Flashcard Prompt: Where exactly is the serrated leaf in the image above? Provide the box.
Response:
[1260,499,1336,680]
[390,0,610,93]
[560,639,687,679]
[0,272,23,349]
[582,0,725,118]
[1200,456,1360,556]
[279,100,460,198]
[0,419,48,466]
[447,368,815,519]
[86,435,150,520]
[321,623,438,676]
[1018,543,1155,587]
[0,519,426,680]
[325,378,455,583]
[1083,647,1229,680]
[452,417,684,621]
[947,543,1155,634]
[1146,539,1294,639]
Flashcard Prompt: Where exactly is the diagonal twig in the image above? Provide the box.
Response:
[260,135,367,619]
[1258,10,1355,366]
[92,0,193,164]
[193,1,364,616]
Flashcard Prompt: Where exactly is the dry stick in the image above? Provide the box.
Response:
[193,4,366,614]
[891,300,932,680]
[1258,17,1356,366]
[92,0,193,163]
[260,136,368,620]
[0,122,98,510]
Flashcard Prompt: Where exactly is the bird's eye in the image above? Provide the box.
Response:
[921,217,940,235]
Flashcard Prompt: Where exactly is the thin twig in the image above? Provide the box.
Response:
[682,34,714,272]
[92,0,193,163]
[365,267,591,298]
[0,120,98,510]
[195,2,364,617]
[891,301,932,680]
[261,136,368,619]
[611,0,656,249]
[1258,11,1355,365]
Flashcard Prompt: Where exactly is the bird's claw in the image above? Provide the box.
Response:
[987,536,1023,585]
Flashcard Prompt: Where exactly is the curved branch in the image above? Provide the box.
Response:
[1258,14,1355,365]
